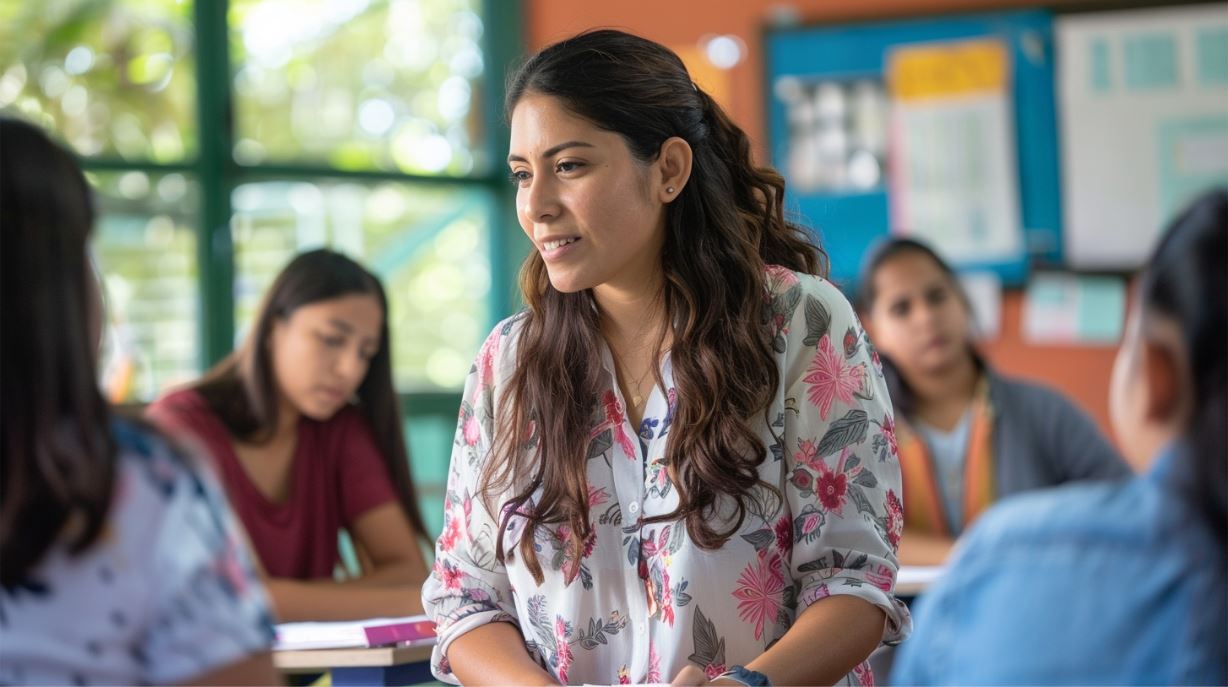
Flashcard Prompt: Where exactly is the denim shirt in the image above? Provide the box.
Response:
[893,445,1226,685]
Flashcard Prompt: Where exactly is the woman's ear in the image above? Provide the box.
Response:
[656,136,693,202]
[1141,336,1182,423]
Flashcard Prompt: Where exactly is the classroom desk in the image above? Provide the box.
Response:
[275,644,435,686]
[896,565,944,597]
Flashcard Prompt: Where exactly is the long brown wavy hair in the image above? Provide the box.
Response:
[484,29,827,582]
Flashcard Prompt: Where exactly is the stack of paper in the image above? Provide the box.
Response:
[275,614,436,651]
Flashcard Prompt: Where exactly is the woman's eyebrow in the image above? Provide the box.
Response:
[507,140,595,163]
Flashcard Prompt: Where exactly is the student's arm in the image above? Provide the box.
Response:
[447,622,557,686]
[265,502,429,621]
[898,529,955,566]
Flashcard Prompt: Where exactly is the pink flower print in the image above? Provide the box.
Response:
[603,390,625,425]
[660,567,675,627]
[462,414,481,446]
[618,665,631,685]
[476,329,500,388]
[885,489,903,550]
[794,438,820,470]
[213,539,249,596]
[765,264,800,291]
[705,663,728,680]
[843,328,858,356]
[801,583,831,606]
[790,467,813,491]
[646,643,662,683]
[602,390,638,458]
[801,512,822,535]
[434,559,464,591]
[804,335,866,420]
[866,563,895,592]
[815,462,849,515]
[554,616,573,684]
[774,515,793,553]
[732,551,786,640]
[439,513,462,552]
[853,661,875,686]
[587,483,610,508]
[882,415,898,458]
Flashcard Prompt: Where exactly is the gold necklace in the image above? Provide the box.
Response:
[606,314,660,411]
[614,348,656,410]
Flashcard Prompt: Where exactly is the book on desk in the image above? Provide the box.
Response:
[275,614,437,651]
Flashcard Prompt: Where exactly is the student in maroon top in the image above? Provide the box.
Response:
[149,249,430,621]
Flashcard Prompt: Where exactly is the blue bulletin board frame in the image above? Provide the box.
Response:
[765,10,1062,290]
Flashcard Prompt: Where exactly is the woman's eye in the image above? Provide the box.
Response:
[318,334,345,348]
[508,170,530,185]
[555,160,584,173]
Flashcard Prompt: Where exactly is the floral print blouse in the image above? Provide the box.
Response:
[423,267,911,686]
[0,418,275,686]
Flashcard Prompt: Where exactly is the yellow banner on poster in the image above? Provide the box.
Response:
[889,40,1009,100]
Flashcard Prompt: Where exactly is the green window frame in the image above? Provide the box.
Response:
[11,0,526,536]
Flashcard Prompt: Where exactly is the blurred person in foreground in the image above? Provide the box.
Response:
[0,115,279,685]
[893,189,1228,684]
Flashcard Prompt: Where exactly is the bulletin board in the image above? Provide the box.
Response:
[1056,4,1228,269]
[765,10,1062,289]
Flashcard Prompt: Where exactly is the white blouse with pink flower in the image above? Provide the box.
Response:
[423,267,911,686]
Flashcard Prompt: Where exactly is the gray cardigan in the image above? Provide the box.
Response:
[985,370,1132,500]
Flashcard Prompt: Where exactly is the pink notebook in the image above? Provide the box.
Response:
[363,618,436,646]
[275,615,437,651]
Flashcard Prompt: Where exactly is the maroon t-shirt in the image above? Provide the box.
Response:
[147,388,398,580]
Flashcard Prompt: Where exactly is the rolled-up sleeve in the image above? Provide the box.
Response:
[422,323,523,683]
[780,275,911,643]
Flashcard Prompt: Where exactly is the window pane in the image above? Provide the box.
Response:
[230,0,485,175]
[231,180,491,390]
[89,171,201,402]
[0,0,196,161]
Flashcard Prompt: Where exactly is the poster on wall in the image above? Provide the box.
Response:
[886,39,1024,264]
[1057,4,1228,268]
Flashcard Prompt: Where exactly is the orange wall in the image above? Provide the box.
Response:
[523,0,1126,442]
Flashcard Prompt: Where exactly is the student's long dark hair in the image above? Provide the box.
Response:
[1139,189,1227,547]
[192,249,428,543]
[856,237,982,417]
[0,116,117,588]
[485,29,826,581]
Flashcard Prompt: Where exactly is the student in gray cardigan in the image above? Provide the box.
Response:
[858,238,1129,566]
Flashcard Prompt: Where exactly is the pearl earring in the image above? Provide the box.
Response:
[666,186,675,194]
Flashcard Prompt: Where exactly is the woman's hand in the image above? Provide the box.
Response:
[669,665,739,686]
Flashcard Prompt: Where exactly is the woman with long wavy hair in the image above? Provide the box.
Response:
[422,30,910,686]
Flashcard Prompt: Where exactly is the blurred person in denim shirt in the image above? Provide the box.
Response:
[893,189,1227,685]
